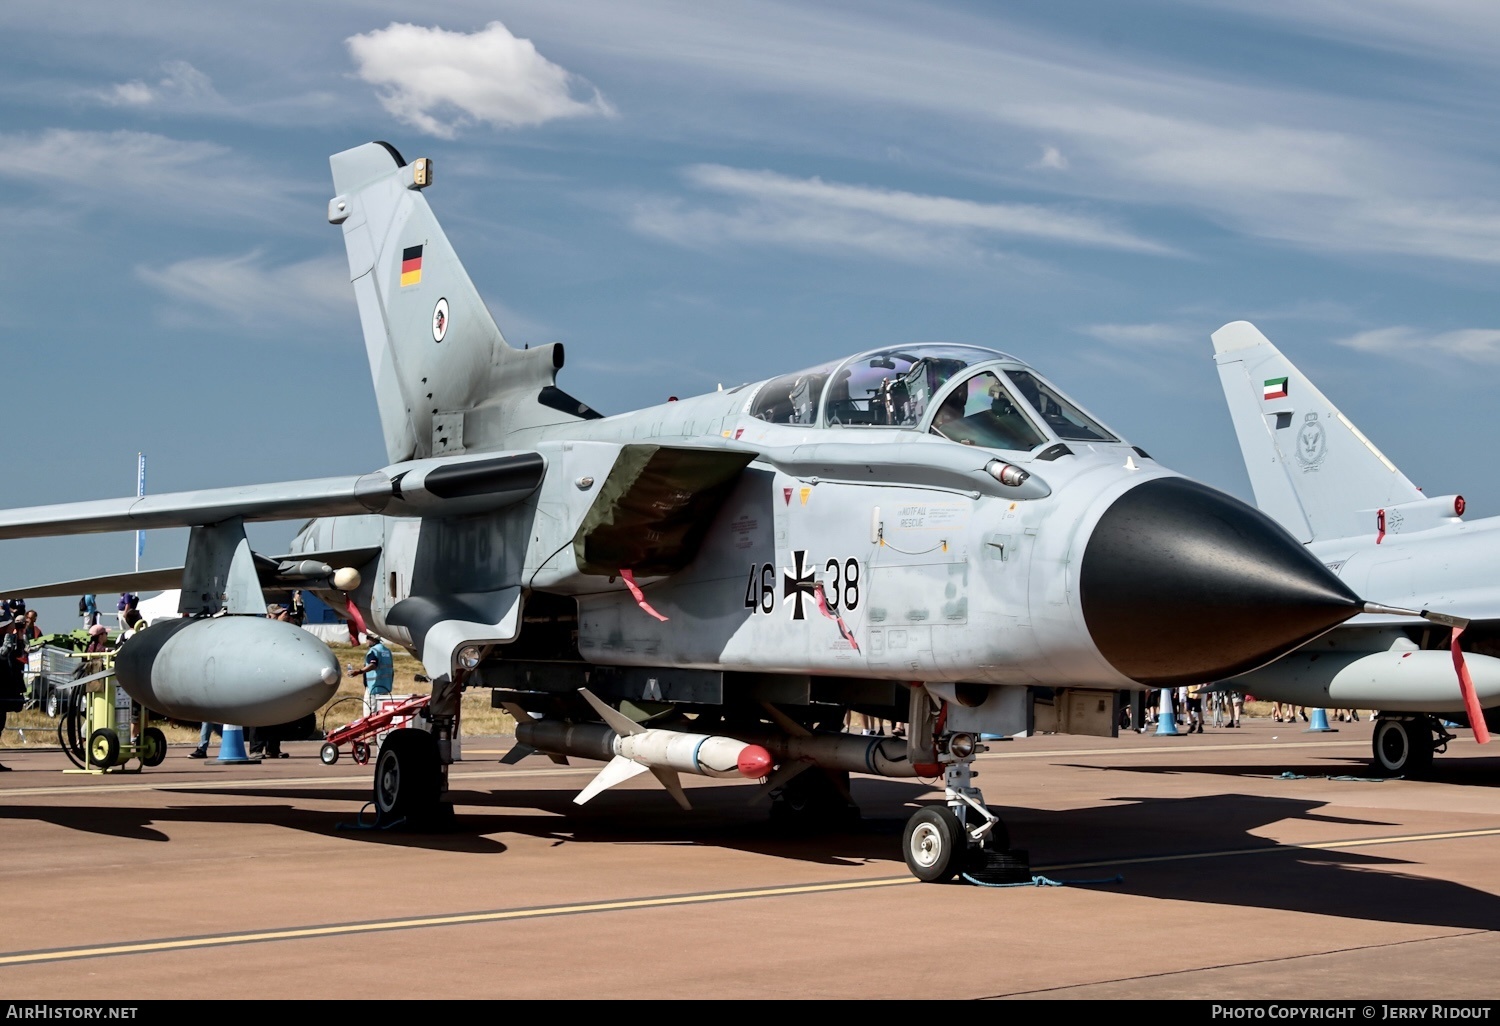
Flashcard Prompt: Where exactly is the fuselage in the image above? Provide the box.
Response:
[293,343,1359,691]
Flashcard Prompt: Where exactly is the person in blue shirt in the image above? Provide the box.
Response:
[348,632,394,715]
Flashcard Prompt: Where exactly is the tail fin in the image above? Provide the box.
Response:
[329,142,587,464]
[1211,321,1422,543]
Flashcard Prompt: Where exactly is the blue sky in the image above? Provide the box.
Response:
[4,0,1499,630]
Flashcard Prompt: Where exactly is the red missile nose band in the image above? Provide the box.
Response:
[738,745,773,778]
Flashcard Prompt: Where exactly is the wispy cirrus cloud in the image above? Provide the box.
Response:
[505,1,1500,265]
[135,250,350,330]
[630,164,1173,263]
[0,129,298,223]
[1335,325,1500,363]
[98,60,224,111]
[345,21,614,138]
[1081,322,1204,349]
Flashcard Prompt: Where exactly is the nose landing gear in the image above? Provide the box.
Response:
[901,731,1030,884]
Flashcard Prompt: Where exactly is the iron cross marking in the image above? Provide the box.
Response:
[782,549,816,620]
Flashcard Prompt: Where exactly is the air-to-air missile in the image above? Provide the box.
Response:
[506,691,773,810]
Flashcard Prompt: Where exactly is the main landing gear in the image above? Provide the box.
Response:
[369,673,461,829]
[1371,714,1452,777]
[902,732,1029,884]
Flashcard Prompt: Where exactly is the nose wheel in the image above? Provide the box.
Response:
[901,737,1030,884]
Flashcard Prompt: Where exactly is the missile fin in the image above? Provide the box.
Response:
[578,688,646,736]
[748,760,812,805]
[574,754,650,806]
[547,754,571,766]
[499,743,535,765]
[649,766,692,810]
[758,701,812,738]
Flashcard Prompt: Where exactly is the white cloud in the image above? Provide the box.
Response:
[135,250,351,329]
[1335,326,1500,363]
[1034,146,1069,171]
[99,61,223,110]
[1082,322,1202,349]
[345,21,614,138]
[630,164,1173,262]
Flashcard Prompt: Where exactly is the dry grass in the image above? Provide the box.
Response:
[1,643,515,749]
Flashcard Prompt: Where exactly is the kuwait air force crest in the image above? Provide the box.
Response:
[1294,412,1327,471]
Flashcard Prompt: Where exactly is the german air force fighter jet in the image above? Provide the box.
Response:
[1213,322,1500,776]
[0,142,1416,882]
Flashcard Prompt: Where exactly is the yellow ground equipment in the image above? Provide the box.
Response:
[55,651,167,773]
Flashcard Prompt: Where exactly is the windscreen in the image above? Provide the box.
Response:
[1006,370,1117,442]
[930,371,1046,451]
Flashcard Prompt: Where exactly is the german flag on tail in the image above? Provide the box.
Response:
[400,245,423,287]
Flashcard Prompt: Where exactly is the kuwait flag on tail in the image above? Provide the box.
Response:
[400,244,423,287]
[1263,376,1289,400]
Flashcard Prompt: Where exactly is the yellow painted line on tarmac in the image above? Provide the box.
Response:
[4,825,1499,968]
[0,877,913,967]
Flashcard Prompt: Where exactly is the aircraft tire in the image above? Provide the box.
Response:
[373,728,440,825]
[88,728,119,770]
[1372,717,1433,777]
[140,727,167,767]
[903,805,964,883]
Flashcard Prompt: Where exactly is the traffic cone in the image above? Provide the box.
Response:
[1306,708,1336,733]
[1154,690,1180,736]
[213,725,260,764]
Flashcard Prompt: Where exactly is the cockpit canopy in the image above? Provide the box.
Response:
[748,343,1118,452]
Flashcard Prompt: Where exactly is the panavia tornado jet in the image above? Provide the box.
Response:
[1212,321,1500,776]
[0,142,1400,882]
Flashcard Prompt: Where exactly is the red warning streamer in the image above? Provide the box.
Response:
[813,583,859,651]
[620,569,669,622]
[344,594,367,645]
[1451,625,1491,745]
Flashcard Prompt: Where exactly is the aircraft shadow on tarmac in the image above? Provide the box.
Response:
[7,780,1500,931]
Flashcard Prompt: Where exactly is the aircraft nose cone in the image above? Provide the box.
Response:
[1080,477,1360,685]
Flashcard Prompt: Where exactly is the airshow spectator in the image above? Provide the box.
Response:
[80,594,99,628]
[349,632,394,715]
[0,619,26,769]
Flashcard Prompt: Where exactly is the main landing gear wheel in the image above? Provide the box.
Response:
[373,728,442,827]
[320,742,340,765]
[88,728,119,770]
[903,806,964,883]
[139,727,167,768]
[1372,717,1434,777]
